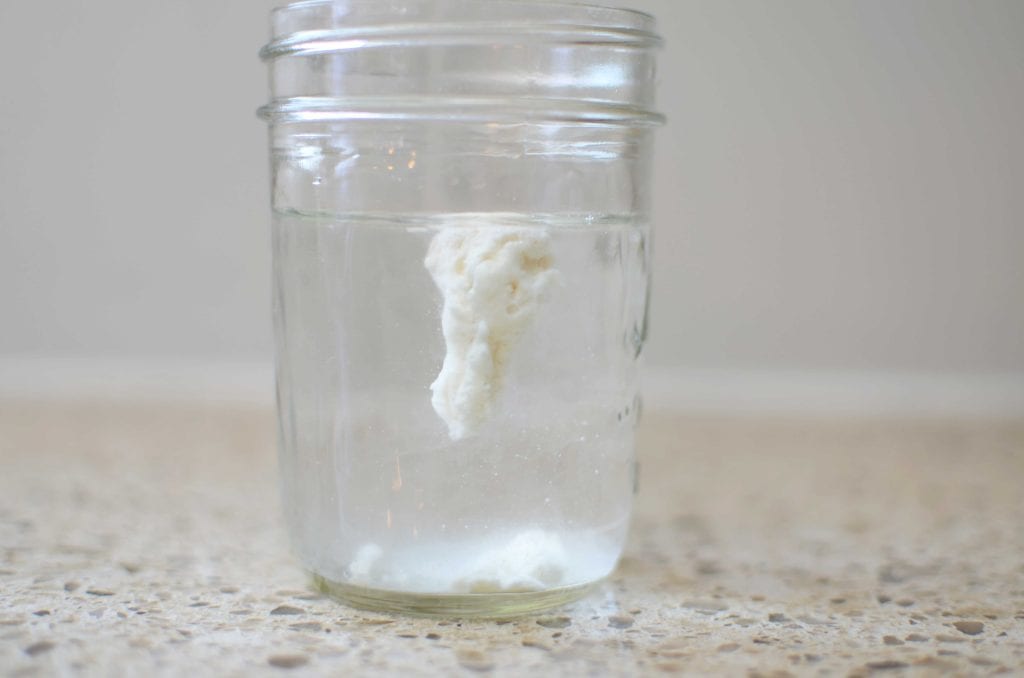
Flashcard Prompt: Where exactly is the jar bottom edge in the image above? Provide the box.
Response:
[310,573,601,619]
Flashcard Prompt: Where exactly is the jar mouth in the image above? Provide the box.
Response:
[262,0,660,59]
[273,0,656,20]
[269,0,656,29]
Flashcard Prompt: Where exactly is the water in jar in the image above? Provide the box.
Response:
[274,210,649,595]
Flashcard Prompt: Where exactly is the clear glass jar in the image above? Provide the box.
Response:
[259,0,662,616]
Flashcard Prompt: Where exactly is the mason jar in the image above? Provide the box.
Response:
[259,0,662,616]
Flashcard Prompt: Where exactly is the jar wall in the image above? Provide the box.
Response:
[262,0,660,615]
[269,120,654,214]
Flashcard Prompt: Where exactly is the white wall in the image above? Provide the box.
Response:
[1,1,1022,409]
[634,0,1024,375]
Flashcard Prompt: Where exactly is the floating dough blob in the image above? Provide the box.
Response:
[425,225,557,439]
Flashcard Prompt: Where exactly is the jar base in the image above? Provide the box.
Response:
[310,573,599,618]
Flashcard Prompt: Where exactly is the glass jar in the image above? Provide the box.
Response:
[259,0,662,617]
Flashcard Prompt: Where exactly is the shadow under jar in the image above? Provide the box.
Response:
[259,0,663,617]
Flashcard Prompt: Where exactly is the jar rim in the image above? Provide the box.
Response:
[270,0,656,28]
[260,1,664,127]
[262,0,660,60]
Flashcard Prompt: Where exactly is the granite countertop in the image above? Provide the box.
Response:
[1,401,1022,676]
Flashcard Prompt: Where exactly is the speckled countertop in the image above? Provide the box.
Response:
[1,401,1023,676]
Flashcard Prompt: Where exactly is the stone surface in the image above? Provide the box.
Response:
[1,402,1023,676]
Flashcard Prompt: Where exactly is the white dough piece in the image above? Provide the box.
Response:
[425,226,557,439]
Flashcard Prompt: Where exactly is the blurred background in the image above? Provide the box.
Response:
[1,0,1022,415]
